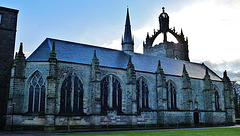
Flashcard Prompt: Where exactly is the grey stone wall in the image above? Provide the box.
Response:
[5,60,235,130]
[144,42,188,60]
[0,6,18,129]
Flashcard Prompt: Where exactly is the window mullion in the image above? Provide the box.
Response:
[108,75,113,108]
[38,84,41,112]
[32,85,35,112]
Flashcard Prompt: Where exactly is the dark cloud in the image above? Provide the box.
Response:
[202,59,240,83]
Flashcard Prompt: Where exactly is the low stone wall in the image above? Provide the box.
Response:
[5,110,228,130]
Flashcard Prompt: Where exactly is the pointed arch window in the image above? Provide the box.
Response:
[166,80,177,109]
[101,75,122,114]
[214,86,220,110]
[136,77,149,109]
[60,73,84,114]
[28,71,46,113]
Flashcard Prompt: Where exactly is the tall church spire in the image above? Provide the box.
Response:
[122,8,134,55]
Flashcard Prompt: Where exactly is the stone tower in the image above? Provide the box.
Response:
[0,6,18,129]
[122,8,134,55]
[143,7,189,61]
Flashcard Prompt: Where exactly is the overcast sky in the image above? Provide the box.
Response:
[1,0,240,82]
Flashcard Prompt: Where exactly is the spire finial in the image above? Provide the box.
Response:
[49,41,56,59]
[127,55,134,69]
[129,55,132,63]
[162,7,165,13]
[157,60,164,73]
[158,60,161,67]
[94,50,97,57]
[147,32,150,38]
[223,70,231,83]
[181,28,184,36]
[183,64,187,73]
[224,70,228,77]
[19,42,23,53]
[205,67,209,76]
[52,41,55,52]
[125,8,130,26]
[92,50,99,66]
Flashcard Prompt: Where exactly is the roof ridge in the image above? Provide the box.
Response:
[47,38,124,52]
[47,38,207,66]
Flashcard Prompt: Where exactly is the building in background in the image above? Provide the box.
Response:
[0,6,18,130]
[6,8,235,131]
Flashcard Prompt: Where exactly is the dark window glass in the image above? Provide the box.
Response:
[40,86,45,112]
[60,84,66,113]
[34,85,40,112]
[101,75,122,113]
[136,80,140,110]
[28,71,46,113]
[167,81,177,109]
[214,87,220,110]
[60,73,84,114]
[28,85,34,112]
[137,77,149,109]
[101,76,109,113]
[112,78,117,108]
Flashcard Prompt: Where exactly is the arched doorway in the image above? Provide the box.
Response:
[194,112,199,125]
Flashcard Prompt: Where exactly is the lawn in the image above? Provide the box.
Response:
[63,127,240,136]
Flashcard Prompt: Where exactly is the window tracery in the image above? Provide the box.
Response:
[101,75,122,114]
[166,80,177,109]
[136,77,149,109]
[214,86,220,110]
[28,71,46,113]
[60,72,84,114]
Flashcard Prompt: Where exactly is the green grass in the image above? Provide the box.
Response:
[63,127,240,136]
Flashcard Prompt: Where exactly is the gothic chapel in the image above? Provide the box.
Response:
[6,8,235,130]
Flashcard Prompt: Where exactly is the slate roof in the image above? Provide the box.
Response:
[27,38,223,81]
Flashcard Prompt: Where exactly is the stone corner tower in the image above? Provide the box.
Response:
[0,6,18,129]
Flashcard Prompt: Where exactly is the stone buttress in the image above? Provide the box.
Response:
[203,67,214,124]
[156,60,167,125]
[90,50,101,125]
[45,41,57,131]
[181,64,193,125]
[223,70,235,125]
[7,43,26,129]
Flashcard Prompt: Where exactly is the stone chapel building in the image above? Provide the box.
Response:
[6,8,235,130]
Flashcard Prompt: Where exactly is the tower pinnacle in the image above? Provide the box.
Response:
[122,8,134,54]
